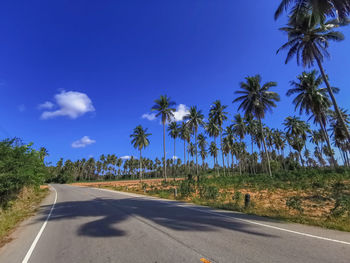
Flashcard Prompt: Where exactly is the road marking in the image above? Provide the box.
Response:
[95,187,350,246]
[22,185,57,263]
[200,258,211,263]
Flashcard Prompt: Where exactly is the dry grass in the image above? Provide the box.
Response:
[0,187,49,247]
[96,179,350,232]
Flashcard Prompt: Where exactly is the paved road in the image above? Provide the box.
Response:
[1,184,350,263]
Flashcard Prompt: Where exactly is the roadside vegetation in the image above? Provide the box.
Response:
[0,138,49,245]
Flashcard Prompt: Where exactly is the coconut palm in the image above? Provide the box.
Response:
[233,75,280,176]
[184,106,205,176]
[209,141,219,172]
[274,0,350,22]
[287,70,337,165]
[130,125,151,182]
[168,121,180,162]
[151,95,176,181]
[179,121,191,168]
[198,134,208,168]
[277,13,350,142]
[283,116,310,166]
[209,100,228,173]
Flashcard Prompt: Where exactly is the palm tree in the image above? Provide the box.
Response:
[198,133,207,168]
[168,121,180,174]
[209,141,219,172]
[184,106,205,176]
[274,0,350,22]
[224,125,236,170]
[283,116,310,166]
[233,75,280,176]
[152,95,176,181]
[277,13,350,143]
[130,125,151,182]
[209,100,228,174]
[287,70,337,165]
[179,121,191,169]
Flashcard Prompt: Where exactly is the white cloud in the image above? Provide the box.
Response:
[142,113,157,121]
[142,104,189,123]
[38,101,55,110]
[172,104,189,122]
[40,90,95,119]
[71,136,96,148]
[120,155,131,160]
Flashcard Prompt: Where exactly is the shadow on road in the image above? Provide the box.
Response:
[35,189,279,239]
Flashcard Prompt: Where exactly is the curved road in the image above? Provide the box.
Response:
[1,184,350,263]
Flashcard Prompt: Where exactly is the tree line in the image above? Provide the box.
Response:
[49,0,350,183]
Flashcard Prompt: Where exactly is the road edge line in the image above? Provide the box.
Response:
[22,185,58,263]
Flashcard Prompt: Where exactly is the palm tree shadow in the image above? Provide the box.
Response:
[37,195,279,239]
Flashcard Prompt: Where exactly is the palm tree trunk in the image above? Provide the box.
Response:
[195,130,199,177]
[320,122,337,167]
[139,150,142,183]
[220,130,225,175]
[315,56,350,143]
[259,118,272,176]
[163,122,167,181]
[173,138,176,180]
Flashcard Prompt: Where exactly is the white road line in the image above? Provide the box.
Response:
[22,185,58,263]
[95,187,350,246]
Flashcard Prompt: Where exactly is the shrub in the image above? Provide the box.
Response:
[286,196,303,213]
[179,180,195,197]
[200,185,219,200]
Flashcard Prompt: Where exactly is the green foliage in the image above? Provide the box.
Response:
[330,182,350,217]
[179,180,195,197]
[232,191,243,203]
[0,139,47,207]
[286,196,303,213]
[199,185,219,200]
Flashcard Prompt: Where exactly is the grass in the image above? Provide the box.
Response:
[99,169,350,232]
[0,186,49,247]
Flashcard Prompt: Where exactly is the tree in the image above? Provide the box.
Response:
[198,133,208,168]
[168,121,180,173]
[179,121,191,170]
[284,116,310,166]
[274,0,350,22]
[152,95,176,181]
[130,125,151,182]
[184,106,205,176]
[287,70,337,165]
[209,100,228,174]
[209,141,219,173]
[277,13,350,143]
[233,75,280,176]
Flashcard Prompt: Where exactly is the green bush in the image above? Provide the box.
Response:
[286,196,303,213]
[200,185,219,200]
[0,139,46,207]
[179,180,195,197]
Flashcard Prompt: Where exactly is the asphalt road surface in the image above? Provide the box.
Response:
[1,184,350,263]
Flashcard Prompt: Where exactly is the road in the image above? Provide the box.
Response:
[0,184,350,263]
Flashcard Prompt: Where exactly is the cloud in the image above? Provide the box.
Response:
[172,104,189,122]
[38,101,55,110]
[142,113,157,121]
[18,104,26,112]
[40,90,95,119]
[71,136,96,148]
[142,104,189,123]
[120,155,132,160]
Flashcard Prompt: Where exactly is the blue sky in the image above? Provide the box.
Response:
[0,0,350,165]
